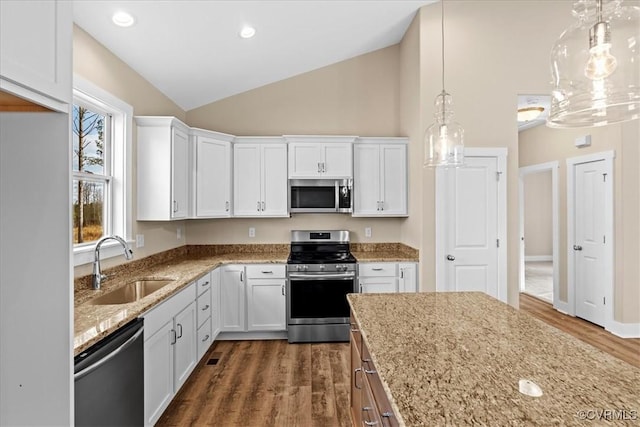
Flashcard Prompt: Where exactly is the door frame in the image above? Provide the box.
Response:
[435,147,508,303]
[566,150,614,328]
[518,161,559,308]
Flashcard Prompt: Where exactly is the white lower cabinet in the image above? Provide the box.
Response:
[221,264,287,333]
[358,262,418,294]
[220,265,246,331]
[398,263,418,292]
[142,282,197,426]
[246,265,286,331]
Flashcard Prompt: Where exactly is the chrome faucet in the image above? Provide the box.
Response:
[92,235,133,290]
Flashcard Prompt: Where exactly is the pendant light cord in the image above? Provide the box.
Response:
[441,0,445,91]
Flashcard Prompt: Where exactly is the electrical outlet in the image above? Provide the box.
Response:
[365,227,372,238]
[177,226,182,240]
[249,227,256,238]
[136,234,145,248]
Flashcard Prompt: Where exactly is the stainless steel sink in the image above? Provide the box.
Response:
[87,279,173,305]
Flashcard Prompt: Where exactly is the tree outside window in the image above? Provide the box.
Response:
[72,104,111,244]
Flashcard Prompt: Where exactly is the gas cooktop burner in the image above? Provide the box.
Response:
[287,230,357,265]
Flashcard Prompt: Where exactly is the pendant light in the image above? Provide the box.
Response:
[424,0,464,168]
[548,0,640,128]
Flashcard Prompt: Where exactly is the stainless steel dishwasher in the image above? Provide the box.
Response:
[74,318,144,426]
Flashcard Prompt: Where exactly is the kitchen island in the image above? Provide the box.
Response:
[347,292,639,426]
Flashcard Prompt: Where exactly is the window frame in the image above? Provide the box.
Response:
[72,75,133,266]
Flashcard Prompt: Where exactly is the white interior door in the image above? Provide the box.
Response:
[437,155,502,300]
[574,160,607,326]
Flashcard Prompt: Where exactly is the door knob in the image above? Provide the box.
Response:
[446,255,455,261]
[573,245,583,251]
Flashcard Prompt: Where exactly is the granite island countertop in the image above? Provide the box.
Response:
[347,292,640,426]
[75,243,418,355]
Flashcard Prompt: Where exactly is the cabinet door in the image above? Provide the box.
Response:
[380,144,407,215]
[171,127,189,219]
[144,320,174,426]
[261,144,288,217]
[350,331,363,427]
[288,143,322,178]
[220,266,246,331]
[0,0,72,110]
[322,143,352,178]
[353,144,381,216]
[211,268,221,339]
[398,263,418,292]
[233,144,262,216]
[359,277,397,293]
[247,279,286,331]
[173,301,197,393]
[196,137,231,217]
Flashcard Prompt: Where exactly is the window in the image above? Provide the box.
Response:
[72,76,133,266]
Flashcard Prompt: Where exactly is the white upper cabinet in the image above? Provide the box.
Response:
[285,135,356,179]
[233,137,288,217]
[136,116,190,220]
[353,138,408,217]
[0,0,72,111]
[191,128,233,218]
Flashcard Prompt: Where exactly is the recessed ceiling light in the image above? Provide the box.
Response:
[112,11,135,27]
[239,26,256,39]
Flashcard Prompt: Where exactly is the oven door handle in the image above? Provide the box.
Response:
[288,272,356,280]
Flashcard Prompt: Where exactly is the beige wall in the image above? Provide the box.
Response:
[520,121,640,323]
[73,26,188,276]
[185,46,405,245]
[523,171,553,257]
[186,45,400,136]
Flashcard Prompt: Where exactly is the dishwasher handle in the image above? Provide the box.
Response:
[74,324,144,381]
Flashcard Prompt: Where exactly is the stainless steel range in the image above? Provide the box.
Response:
[286,230,358,343]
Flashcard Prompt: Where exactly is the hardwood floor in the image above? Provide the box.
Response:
[158,296,639,426]
[157,340,351,427]
[519,293,640,368]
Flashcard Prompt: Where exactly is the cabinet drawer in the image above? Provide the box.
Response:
[246,264,286,279]
[197,319,212,361]
[359,263,397,277]
[196,272,212,296]
[197,289,211,328]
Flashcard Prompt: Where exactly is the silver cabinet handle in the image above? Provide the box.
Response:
[170,329,177,345]
[225,201,229,211]
[573,245,583,251]
[380,201,384,211]
[201,281,209,287]
[176,323,183,339]
[317,162,321,173]
[362,407,378,426]
[446,255,455,261]
[257,201,261,211]
[400,268,404,279]
[322,162,325,173]
[354,367,362,389]
[261,201,265,211]
[202,334,210,342]
[173,200,178,213]
[372,267,383,271]
[202,304,210,311]
[281,285,285,296]
[240,271,243,282]
[261,270,273,274]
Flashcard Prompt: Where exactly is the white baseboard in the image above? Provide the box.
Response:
[606,320,640,338]
[525,255,553,262]
[553,300,570,315]
[216,331,288,341]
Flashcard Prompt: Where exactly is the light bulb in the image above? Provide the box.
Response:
[585,21,617,80]
[585,44,617,79]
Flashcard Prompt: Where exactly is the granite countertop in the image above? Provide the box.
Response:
[347,292,640,426]
[74,243,418,355]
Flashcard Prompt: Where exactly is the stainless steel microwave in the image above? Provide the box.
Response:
[289,179,352,213]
